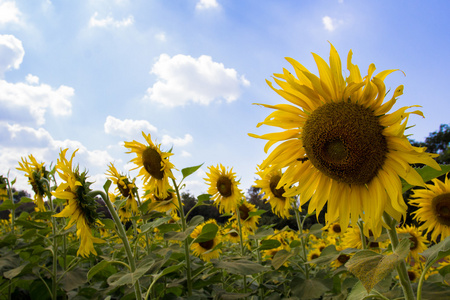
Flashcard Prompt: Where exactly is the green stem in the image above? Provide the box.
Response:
[48,196,58,300]
[235,203,248,294]
[95,190,142,300]
[6,178,15,235]
[416,256,439,300]
[382,212,415,300]
[293,203,309,279]
[357,220,367,250]
[255,239,264,300]
[171,178,193,297]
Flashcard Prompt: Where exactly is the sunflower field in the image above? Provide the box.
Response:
[1,45,450,300]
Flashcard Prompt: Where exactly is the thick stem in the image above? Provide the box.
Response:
[171,178,193,297]
[6,178,15,235]
[357,220,367,250]
[293,203,309,279]
[48,196,58,300]
[235,203,248,294]
[382,212,415,300]
[96,190,142,299]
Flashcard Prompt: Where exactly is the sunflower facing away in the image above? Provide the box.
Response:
[106,163,139,214]
[52,149,104,257]
[124,132,175,199]
[409,173,450,242]
[249,43,440,237]
[142,187,178,213]
[205,164,242,214]
[254,167,293,219]
[17,154,50,211]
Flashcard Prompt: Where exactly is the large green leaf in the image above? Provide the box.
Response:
[191,223,219,243]
[290,277,332,299]
[272,248,298,270]
[346,239,410,292]
[421,235,450,268]
[258,239,281,250]
[181,163,204,179]
[214,259,268,275]
[3,263,29,279]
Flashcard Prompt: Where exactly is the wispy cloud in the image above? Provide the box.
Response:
[322,16,342,32]
[0,1,21,25]
[104,116,157,138]
[145,54,249,107]
[89,12,134,28]
[161,134,193,147]
[0,34,24,77]
[195,0,220,11]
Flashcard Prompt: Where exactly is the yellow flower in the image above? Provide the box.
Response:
[249,44,440,237]
[231,200,260,230]
[143,188,178,213]
[204,164,242,214]
[307,249,321,266]
[410,174,450,242]
[325,222,343,236]
[16,154,49,211]
[52,149,104,257]
[124,132,175,198]
[106,163,138,214]
[190,219,221,262]
[396,224,428,263]
[0,175,8,200]
[331,246,352,269]
[221,220,242,244]
[341,226,381,250]
[254,167,292,219]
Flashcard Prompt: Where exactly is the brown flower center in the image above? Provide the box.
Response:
[310,253,319,260]
[409,235,418,251]
[269,174,286,200]
[332,223,341,233]
[239,204,251,221]
[302,102,387,185]
[199,239,214,250]
[118,183,130,198]
[432,192,450,226]
[337,254,350,264]
[217,175,233,197]
[407,270,417,282]
[142,147,164,180]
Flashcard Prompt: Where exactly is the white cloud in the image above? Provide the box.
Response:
[145,54,249,107]
[0,34,24,77]
[155,32,166,42]
[104,116,157,138]
[322,16,342,32]
[0,77,74,125]
[161,134,193,147]
[0,1,21,25]
[89,12,134,28]
[196,0,220,10]
[25,74,39,84]
[180,150,191,157]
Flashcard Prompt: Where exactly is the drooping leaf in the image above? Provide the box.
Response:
[87,260,113,280]
[272,249,297,270]
[290,277,332,299]
[214,259,268,275]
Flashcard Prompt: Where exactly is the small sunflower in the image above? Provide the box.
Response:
[190,219,222,262]
[341,226,381,250]
[249,43,440,237]
[124,132,175,198]
[52,149,104,257]
[205,164,242,214]
[410,174,450,242]
[0,175,8,200]
[324,221,344,236]
[231,200,260,230]
[143,187,178,213]
[307,249,321,266]
[254,167,292,219]
[221,220,242,244]
[17,154,50,211]
[106,163,138,214]
[331,246,352,269]
[396,224,428,262]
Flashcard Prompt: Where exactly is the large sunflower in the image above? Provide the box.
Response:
[205,164,242,214]
[17,154,49,211]
[254,167,293,219]
[409,174,450,242]
[249,44,440,237]
[124,132,175,198]
[52,149,104,257]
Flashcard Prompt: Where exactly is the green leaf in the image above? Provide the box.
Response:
[14,219,48,229]
[421,235,450,268]
[0,199,15,210]
[197,194,211,204]
[258,239,281,250]
[87,260,112,280]
[214,259,268,275]
[140,216,172,234]
[347,281,369,300]
[189,215,205,227]
[100,218,115,230]
[272,249,296,270]
[4,263,28,279]
[248,227,274,240]
[59,268,87,291]
[402,164,450,193]
[306,245,340,266]
[19,197,33,204]
[192,223,218,243]
[290,277,332,299]
[181,163,204,179]
[103,179,112,193]
[248,209,266,217]
[346,240,410,293]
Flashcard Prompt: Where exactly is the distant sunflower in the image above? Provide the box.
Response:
[249,43,440,237]
[190,219,221,262]
[307,249,321,266]
[52,149,104,257]
[410,174,450,242]
[221,220,242,244]
[205,164,242,214]
[254,167,292,219]
[0,175,8,200]
[106,163,138,214]
[124,132,175,198]
[331,246,351,269]
[143,187,178,213]
[231,200,260,230]
[327,222,343,236]
[396,224,428,262]
[17,154,50,211]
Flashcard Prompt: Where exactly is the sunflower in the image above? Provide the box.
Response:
[331,246,352,269]
[190,219,222,262]
[52,149,104,257]
[143,187,178,213]
[307,248,321,266]
[324,221,344,237]
[109,192,132,222]
[396,224,428,262]
[254,167,293,219]
[204,164,242,214]
[231,200,260,230]
[410,174,450,242]
[249,44,440,237]
[124,132,175,198]
[341,226,381,250]
[17,154,50,211]
[0,175,8,200]
[221,220,242,244]
[106,163,138,214]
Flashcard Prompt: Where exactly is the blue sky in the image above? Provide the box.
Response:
[1,0,449,197]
